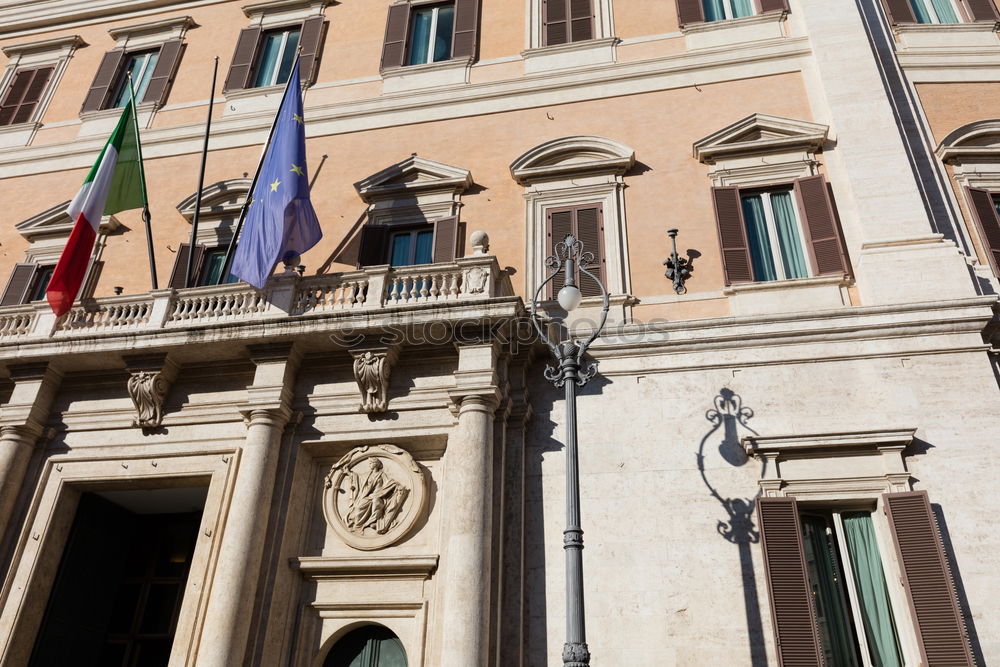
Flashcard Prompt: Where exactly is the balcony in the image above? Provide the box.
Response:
[0,255,518,364]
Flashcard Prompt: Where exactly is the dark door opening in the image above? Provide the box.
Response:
[29,489,205,667]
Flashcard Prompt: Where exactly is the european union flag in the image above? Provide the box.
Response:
[231,60,322,289]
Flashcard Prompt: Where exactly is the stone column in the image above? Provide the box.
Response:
[196,343,299,667]
[0,363,61,545]
[440,343,502,667]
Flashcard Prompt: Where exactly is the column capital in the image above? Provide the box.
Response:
[0,361,62,435]
[239,405,293,428]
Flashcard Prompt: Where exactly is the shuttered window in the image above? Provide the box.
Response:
[542,0,594,46]
[544,203,605,299]
[356,217,461,268]
[224,16,327,92]
[82,40,185,112]
[884,0,997,23]
[883,491,976,666]
[167,243,207,289]
[0,66,55,126]
[679,0,787,26]
[380,0,480,70]
[964,187,1000,276]
[711,176,848,285]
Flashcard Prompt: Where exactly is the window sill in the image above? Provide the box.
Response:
[0,120,41,148]
[78,101,156,137]
[380,56,473,95]
[681,11,788,51]
[724,274,851,316]
[893,21,1000,49]
[521,37,620,75]
[222,83,291,115]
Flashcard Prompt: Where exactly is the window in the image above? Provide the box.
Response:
[253,27,301,88]
[82,40,184,113]
[703,0,756,21]
[884,0,999,24]
[380,0,479,70]
[408,3,455,65]
[389,228,435,266]
[545,203,606,299]
[740,188,809,282]
[908,0,962,22]
[108,50,160,108]
[758,493,976,667]
[0,263,54,306]
[167,245,239,289]
[198,248,240,286]
[224,14,326,93]
[711,177,847,285]
[677,0,788,27]
[801,510,904,666]
[542,0,595,46]
[0,66,54,126]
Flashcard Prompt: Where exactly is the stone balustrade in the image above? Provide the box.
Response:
[0,255,511,343]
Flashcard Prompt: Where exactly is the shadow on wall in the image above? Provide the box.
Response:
[695,388,767,667]
[932,503,988,666]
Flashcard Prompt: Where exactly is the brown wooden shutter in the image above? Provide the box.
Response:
[546,208,574,297]
[966,187,1000,275]
[757,497,824,667]
[223,26,262,93]
[298,16,327,85]
[676,0,706,26]
[575,204,605,297]
[967,0,1000,21]
[432,216,460,262]
[883,0,917,24]
[759,0,790,13]
[167,244,206,289]
[381,3,411,70]
[0,66,54,126]
[569,0,594,43]
[712,186,754,284]
[543,0,570,46]
[142,39,184,106]
[357,225,390,267]
[81,49,125,113]
[883,491,975,667]
[795,176,848,277]
[0,263,38,306]
[452,0,480,59]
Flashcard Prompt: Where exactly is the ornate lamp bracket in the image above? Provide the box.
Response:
[663,228,691,294]
[350,343,400,414]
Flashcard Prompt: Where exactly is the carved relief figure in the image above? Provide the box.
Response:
[345,458,409,535]
[127,370,169,428]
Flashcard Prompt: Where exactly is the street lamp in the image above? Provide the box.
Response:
[529,234,610,667]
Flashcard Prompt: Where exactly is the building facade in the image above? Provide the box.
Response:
[0,0,998,665]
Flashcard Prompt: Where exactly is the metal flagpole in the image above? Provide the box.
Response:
[185,56,219,288]
[220,54,301,281]
[127,71,157,289]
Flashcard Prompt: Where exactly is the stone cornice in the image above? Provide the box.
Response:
[0,36,810,179]
[0,0,221,38]
[107,15,196,41]
[743,428,916,456]
[1,34,86,57]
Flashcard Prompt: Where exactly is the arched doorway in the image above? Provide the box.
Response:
[323,625,407,667]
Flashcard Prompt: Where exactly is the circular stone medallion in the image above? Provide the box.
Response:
[323,444,427,550]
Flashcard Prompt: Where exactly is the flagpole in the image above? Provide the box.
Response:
[127,72,157,290]
[220,54,301,281]
[185,56,219,288]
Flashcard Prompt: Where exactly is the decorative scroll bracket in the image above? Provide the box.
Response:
[350,344,400,414]
[123,353,178,429]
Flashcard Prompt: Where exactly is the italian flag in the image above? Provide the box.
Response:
[47,98,146,316]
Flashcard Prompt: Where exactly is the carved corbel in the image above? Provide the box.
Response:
[350,344,399,414]
[123,354,178,428]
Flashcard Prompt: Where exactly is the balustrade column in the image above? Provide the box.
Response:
[196,344,299,667]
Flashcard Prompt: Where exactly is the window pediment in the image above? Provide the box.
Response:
[355,155,473,204]
[936,118,1000,163]
[16,201,121,241]
[509,136,635,185]
[693,113,829,164]
[176,179,251,222]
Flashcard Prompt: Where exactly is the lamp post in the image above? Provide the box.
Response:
[529,234,610,667]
